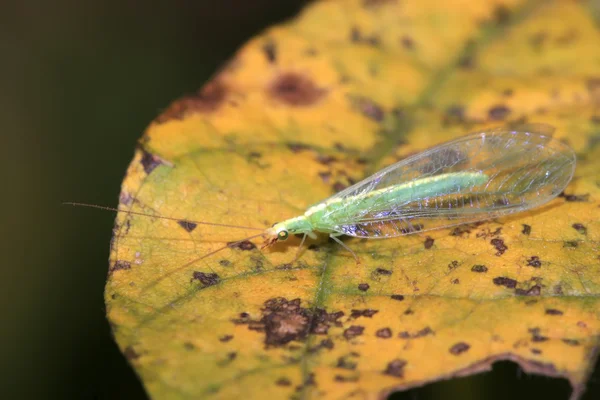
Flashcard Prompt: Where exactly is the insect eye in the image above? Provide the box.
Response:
[277,230,289,241]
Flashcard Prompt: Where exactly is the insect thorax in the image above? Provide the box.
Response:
[303,202,337,234]
[277,216,314,235]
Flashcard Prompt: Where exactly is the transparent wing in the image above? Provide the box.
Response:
[320,126,576,238]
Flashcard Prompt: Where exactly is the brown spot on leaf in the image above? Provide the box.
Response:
[488,105,511,121]
[311,309,345,334]
[493,277,517,288]
[177,220,197,232]
[375,268,392,275]
[445,105,465,122]
[516,285,541,296]
[526,256,542,268]
[350,309,379,318]
[493,4,511,24]
[316,154,337,165]
[476,227,502,239]
[295,373,316,391]
[110,260,131,273]
[261,298,309,346]
[529,328,549,342]
[157,81,227,122]
[140,149,165,174]
[471,264,488,273]
[449,342,470,355]
[236,298,343,347]
[545,309,563,316]
[451,278,460,284]
[562,339,580,346]
[414,326,433,337]
[383,359,407,378]
[124,346,140,360]
[424,237,434,249]
[183,342,195,350]
[349,95,385,122]
[491,238,508,255]
[119,191,134,207]
[269,72,326,106]
[398,326,434,339]
[450,225,471,236]
[276,377,291,386]
[219,335,233,342]
[553,285,564,295]
[318,171,331,184]
[334,374,359,383]
[560,192,589,202]
[531,348,542,355]
[448,260,459,271]
[350,27,381,46]
[316,338,334,351]
[572,223,587,235]
[522,224,531,235]
[263,40,277,63]
[391,294,404,301]
[400,35,415,50]
[287,142,311,153]
[332,181,347,192]
[344,325,365,340]
[358,283,370,292]
[336,355,358,370]
[228,240,257,251]
[191,271,220,287]
[376,328,392,338]
[563,241,578,248]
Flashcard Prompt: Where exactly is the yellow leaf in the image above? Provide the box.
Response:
[106,0,600,399]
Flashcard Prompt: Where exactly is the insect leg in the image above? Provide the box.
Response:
[290,233,308,265]
[401,216,418,233]
[330,234,361,265]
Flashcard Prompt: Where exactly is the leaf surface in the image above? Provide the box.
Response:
[106,1,600,399]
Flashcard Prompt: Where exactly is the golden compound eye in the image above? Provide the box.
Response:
[277,230,289,241]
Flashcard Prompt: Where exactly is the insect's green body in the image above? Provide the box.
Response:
[269,172,489,241]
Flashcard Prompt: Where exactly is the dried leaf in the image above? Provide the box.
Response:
[106,1,600,399]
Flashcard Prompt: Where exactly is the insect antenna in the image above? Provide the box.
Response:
[63,201,264,231]
[148,232,266,284]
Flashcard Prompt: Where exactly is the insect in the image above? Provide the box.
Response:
[68,126,576,265]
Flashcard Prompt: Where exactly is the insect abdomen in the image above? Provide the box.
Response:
[310,172,489,230]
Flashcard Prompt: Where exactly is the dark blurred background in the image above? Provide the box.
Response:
[2,1,598,399]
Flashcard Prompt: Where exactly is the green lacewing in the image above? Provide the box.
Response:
[67,125,576,264]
